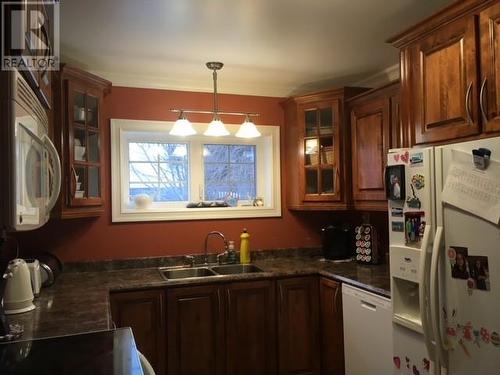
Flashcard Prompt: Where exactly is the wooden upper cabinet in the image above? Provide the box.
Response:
[283,87,368,211]
[319,278,344,375]
[110,289,166,375]
[480,2,500,133]
[225,280,276,375]
[52,65,111,219]
[349,82,399,210]
[412,15,479,144]
[277,276,320,375]
[167,284,225,375]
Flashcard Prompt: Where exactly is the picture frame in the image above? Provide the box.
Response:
[386,165,405,201]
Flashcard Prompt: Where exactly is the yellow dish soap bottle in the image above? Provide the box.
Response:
[239,228,251,264]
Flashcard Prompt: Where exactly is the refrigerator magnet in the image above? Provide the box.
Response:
[410,152,423,166]
[386,165,405,200]
[411,174,425,189]
[404,212,425,244]
[392,221,404,232]
[391,207,403,217]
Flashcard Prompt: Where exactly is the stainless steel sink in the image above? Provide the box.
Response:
[211,264,264,275]
[160,267,216,280]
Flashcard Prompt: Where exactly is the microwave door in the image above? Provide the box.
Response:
[15,119,47,230]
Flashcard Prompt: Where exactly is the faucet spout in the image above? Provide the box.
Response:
[204,231,228,265]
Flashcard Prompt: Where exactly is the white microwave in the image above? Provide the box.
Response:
[0,70,61,231]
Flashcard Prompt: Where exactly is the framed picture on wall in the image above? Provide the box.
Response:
[385,165,405,201]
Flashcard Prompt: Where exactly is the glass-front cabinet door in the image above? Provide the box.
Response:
[301,100,340,202]
[67,81,103,207]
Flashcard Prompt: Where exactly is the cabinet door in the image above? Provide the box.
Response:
[319,278,344,375]
[66,81,104,208]
[277,277,320,375]
[110,289,166,375]
[480,3,500,133]
[167,285,224,375]
[225,280,276,375]
[299,100,342,202]
[351,98,390,207]
[412,15,479,144]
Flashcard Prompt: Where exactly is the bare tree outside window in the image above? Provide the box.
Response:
[204,144,256,201]
[128,142,188,202]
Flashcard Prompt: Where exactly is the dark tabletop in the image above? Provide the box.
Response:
[6,255,390,342]
[0,328,142,375]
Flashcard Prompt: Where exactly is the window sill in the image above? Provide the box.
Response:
[112,206,281,222]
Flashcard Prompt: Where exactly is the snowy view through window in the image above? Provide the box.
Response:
[204,144,256,201]
[129,142,189,201]
[128,142,256,203]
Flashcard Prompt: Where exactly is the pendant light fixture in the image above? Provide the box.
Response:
[170,62,261,138]
[169,110,197,136]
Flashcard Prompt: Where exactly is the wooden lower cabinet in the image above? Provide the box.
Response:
[166,284,225,375]
[319,278,344,375]
[110,276,345,375]
[110,289,166,375]
[277,276,320,375]
[225,280,277,375]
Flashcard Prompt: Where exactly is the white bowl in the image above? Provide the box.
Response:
[75,191,84,198]
[134,194,152,209]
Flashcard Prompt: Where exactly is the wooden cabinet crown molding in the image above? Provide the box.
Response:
[387,0,496,48]
[59,64,112,93]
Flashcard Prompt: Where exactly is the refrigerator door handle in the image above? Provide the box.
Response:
[419,225,437,367]
[430,226,448,369]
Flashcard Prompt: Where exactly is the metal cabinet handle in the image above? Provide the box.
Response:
[226,289,231,321]
[278,285,284,313]
[465,81,473,125]
[479,77,488,124]
[333,285,340,314]
[217,289,222,319]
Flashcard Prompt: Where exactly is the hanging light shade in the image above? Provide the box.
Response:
[170,111,197,136]
[170,62,261,137]
[204,116,229,136]
[236,115,261,138]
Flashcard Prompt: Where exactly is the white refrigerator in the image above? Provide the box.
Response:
[387,137,500,375]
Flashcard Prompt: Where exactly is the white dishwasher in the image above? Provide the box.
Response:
[342,284,392,375]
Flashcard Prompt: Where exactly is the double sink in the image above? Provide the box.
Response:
[160,264,264,280]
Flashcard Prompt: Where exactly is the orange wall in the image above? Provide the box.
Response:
[16,86,337,262]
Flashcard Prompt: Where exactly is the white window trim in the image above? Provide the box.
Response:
[110,119,281,222]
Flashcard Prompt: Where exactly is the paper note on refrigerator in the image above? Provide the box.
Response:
[442,150,500,224]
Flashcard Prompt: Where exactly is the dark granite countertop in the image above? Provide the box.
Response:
[6,254,390,342]
[0,328,142,374]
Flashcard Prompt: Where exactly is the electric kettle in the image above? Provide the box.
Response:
[2,259,35,315]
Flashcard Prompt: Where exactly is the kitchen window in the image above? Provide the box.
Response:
[111,119,281,222]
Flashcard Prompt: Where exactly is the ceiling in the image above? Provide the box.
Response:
[60,0,454,97]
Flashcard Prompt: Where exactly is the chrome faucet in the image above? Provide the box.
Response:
[204,231,228,265]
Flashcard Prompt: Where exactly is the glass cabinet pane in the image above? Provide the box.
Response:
[305,169,318,194]
[74,166,86,199]
[87,95,98,127]
[88,131,100,162]
[88,166,100,197]
[305,110,317,137]
[319,107,333,135]
[319,137,334,165]
[321,168,335,194]
[74,128,86,161]
[73,92,86,123]
[304,139,319,166]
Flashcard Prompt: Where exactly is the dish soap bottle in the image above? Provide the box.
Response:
[227,240,237,264]
[239,228,251,264]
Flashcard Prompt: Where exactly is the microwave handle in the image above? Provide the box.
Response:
[43,135,61,212]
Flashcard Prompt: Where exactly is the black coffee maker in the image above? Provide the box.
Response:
[321,225,353,261]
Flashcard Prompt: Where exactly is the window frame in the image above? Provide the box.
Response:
[110,119,281,222]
